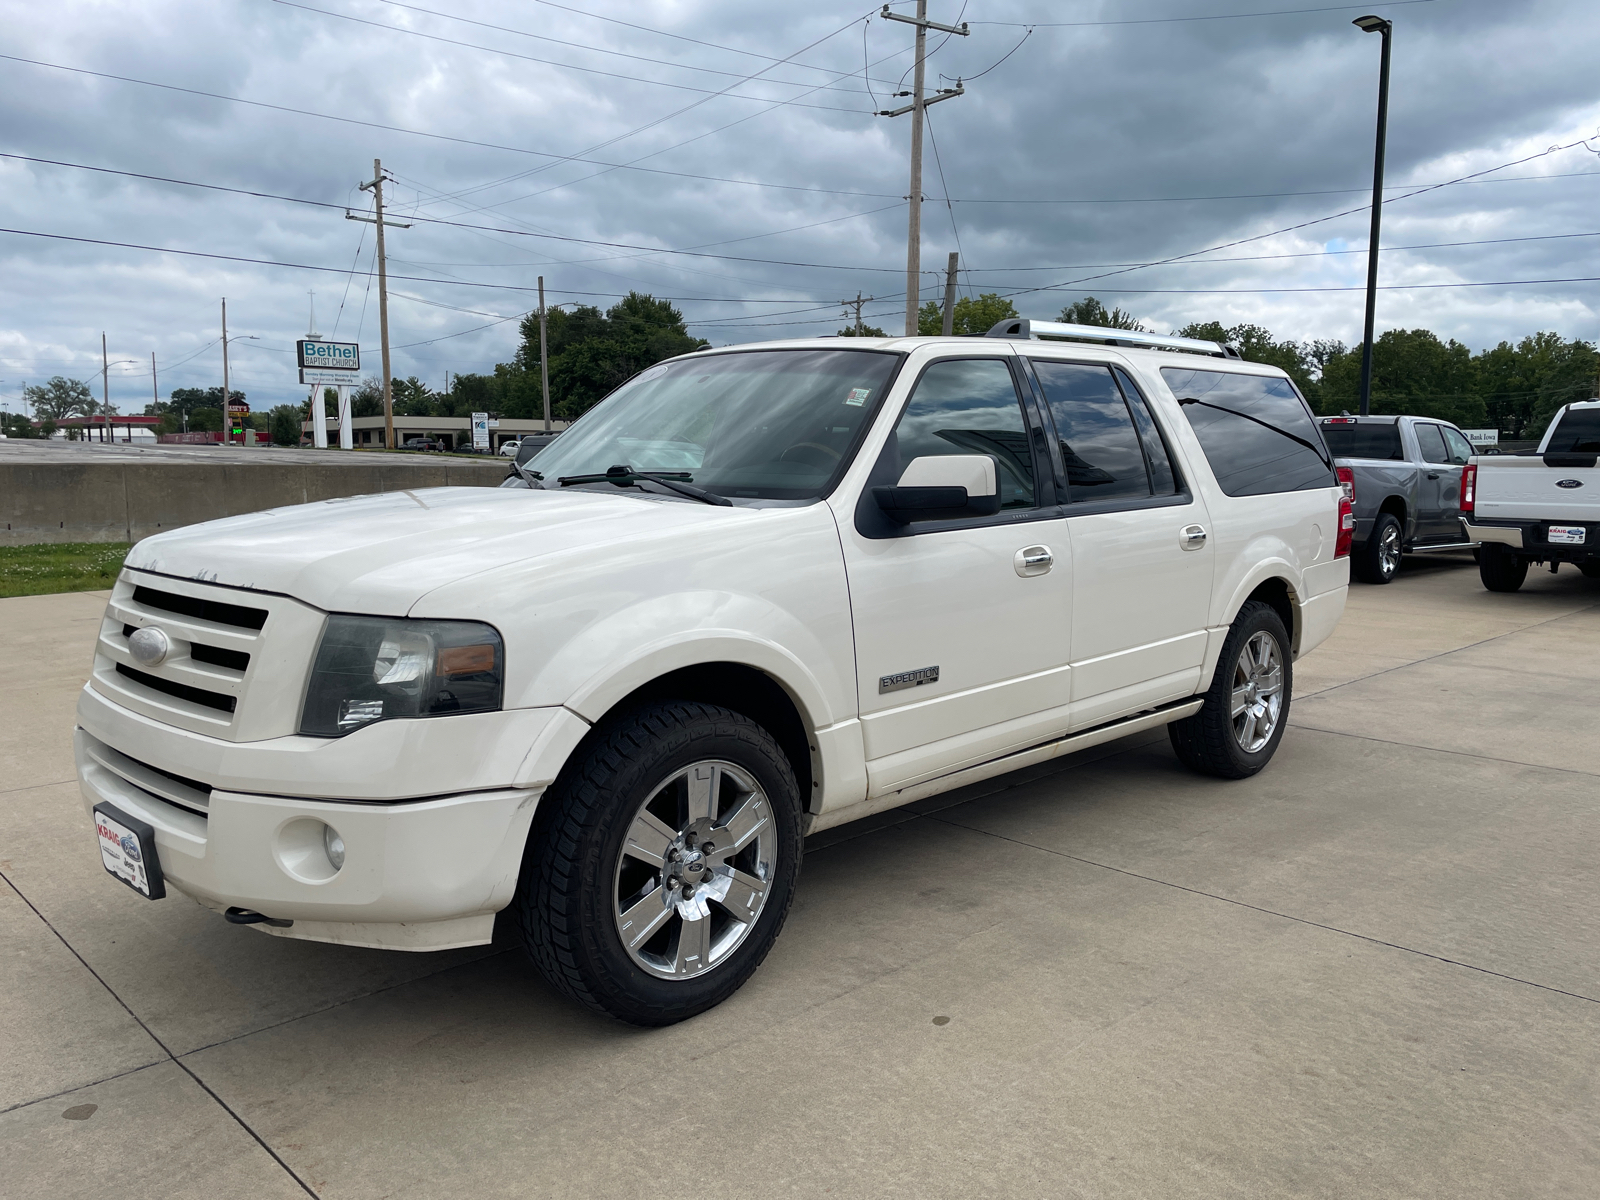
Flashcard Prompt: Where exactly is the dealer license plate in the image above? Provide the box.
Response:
[94,804,165,899]
[1548,525,1587,545]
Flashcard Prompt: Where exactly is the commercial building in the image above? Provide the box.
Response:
[299,415,570,451]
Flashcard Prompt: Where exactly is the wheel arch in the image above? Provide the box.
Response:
[1209,565,1303,678]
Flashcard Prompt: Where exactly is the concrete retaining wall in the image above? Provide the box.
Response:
[2,459,511,545]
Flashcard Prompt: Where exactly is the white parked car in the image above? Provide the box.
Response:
[76,322,1350,1024]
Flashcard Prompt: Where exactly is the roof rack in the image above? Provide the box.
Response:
[984,318,1239,359]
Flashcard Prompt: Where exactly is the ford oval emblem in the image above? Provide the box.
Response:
[127,626,171,667]
[1556,478,1584,489]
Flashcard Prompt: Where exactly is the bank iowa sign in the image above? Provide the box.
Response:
[296,340,360,372]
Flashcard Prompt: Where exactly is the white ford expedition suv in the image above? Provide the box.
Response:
[78,321,1350,1024]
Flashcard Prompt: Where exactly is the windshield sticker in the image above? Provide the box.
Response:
[845,388,872,407]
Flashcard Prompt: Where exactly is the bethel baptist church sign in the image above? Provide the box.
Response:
[296,340,360,371]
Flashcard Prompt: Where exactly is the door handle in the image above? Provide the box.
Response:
[1426,472,1440,480]
[1180,524,1207,551]
[1014,545,1053,577]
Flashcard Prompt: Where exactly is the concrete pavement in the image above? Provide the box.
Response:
[3,553,1598,1198]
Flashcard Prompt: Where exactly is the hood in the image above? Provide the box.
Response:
[125,486,742,614]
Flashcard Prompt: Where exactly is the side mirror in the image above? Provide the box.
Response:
[873,455,1001,525]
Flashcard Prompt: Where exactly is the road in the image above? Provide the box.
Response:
[3,553,1598,1198]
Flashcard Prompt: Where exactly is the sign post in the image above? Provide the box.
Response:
[471,412,490,452]
[298,340,360,449]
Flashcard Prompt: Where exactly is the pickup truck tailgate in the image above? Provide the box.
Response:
[1474,456,1600,521]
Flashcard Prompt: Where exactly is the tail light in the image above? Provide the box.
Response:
[1461,463,1476,514]
[1335,471,1355,559]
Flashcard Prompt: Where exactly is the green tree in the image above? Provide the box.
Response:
[1474,332,1598,440]
[838,324,888,337]
[268,405,303,446]
[24,377,96,422]
[391,376,437,417]
[1059,297,1146,331]
[512,292,708,421]
[1318,329,1486,426]
[150,386,244,433]
[2,411,43,438]
[915,292,1018,337]
[1177,321,1322,406]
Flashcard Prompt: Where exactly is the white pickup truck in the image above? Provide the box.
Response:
[1464,399,1600,591]
[78,321,1350,1024]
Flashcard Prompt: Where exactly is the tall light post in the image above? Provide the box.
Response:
[1354,15,1392,418]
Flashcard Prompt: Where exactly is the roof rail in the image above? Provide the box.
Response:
[984,318,1239,358]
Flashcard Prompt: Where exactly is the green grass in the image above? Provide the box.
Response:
[0,542,130,598]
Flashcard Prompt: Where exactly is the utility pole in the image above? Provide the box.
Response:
[221,299,232,444]
[101,332,109,443]
[839,292,875,335]
[1354,15,1393,418]
[940,252,960,335]
[537,276,553,433]
[151,352,158,415]
[350,160,411,449]
[876,3,967,336]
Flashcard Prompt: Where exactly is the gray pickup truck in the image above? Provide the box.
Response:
[1317,414,1477,583]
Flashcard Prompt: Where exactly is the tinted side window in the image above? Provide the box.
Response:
[1161,368,1335,497]
[1319,421,1403,460]
[1114,368,1179,495]
[1031,361,1150,503]
[1441,427,1474,465]
[892,359,1037,511]
[1416,423,1451,465]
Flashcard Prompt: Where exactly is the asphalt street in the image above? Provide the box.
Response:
[3,552,1598,1198]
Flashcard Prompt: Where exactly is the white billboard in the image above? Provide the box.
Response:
[300,369,359,386]
[297,339,360,372]
[1462,428,1499,447]
[471,412,490,451]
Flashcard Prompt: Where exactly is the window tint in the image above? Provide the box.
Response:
[1031,361,1150,502]
[1319,421,1403,460]
[1114,368,1179,495]
[1545,407,1600,453]
[1161,368,1335,497]
[1441,427,1474,465]
[892,359,1036,511]
[1416,423,1451,465]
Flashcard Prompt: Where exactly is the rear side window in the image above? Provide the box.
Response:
[891,358,1037,511]
[1162,368,1335,497]
[1546,407,1600,453]
[1319,421,1403,460]
[1031,361,1151,502]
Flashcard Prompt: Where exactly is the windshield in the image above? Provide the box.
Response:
[526,349,902,501]
[1546,407,1600,453]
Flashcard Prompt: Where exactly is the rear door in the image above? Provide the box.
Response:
[1414,422,1462,540]
[1028,357,1214,730]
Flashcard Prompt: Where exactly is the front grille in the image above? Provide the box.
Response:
[116,663,238,714]
[132,584,268,631]
[122,623,252,672]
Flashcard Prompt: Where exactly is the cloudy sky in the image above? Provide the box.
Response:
[3,0,1599,415]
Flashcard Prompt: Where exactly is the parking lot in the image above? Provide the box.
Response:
[4,553,1598,1199]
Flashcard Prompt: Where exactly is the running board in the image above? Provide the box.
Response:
[806,697,1206,834]
[1406,541,1478,554]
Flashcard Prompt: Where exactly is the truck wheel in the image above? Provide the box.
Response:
[1478,545,1528,593]
[1168,601,1292,780]
[1580,561,1600,579]
[513,701,803,1026]
[1353,513,1403,584]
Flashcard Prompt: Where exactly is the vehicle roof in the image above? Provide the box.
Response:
[687,335,1281,372]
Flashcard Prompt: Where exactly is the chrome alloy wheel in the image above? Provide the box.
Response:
[1378,522,1402,579]
[1230,631,1284,753]
[612,759,775,981]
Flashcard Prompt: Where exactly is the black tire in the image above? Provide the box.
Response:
[1580,561,1600,580]
[1353,512,1403,584]
[1168,600,1292,780]
[1478,545,1529,593]
[513,701,803,1026]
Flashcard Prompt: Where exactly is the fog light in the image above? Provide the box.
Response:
[323,825,346,872]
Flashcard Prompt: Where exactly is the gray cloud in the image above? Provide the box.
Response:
[2,0,1598,416]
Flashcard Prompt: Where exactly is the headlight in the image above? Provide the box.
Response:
[299,616,504,737]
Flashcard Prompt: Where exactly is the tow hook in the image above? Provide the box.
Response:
[224,907,294,928]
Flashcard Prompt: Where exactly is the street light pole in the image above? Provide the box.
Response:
[221,299,231,443]
[1354,15,1393,418]
[538,275,551,433]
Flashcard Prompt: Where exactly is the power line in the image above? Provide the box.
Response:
[970,0,1441,28]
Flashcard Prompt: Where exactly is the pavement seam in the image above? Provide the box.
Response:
[1296,600,1600,700]
[0,1059,165,1117]
[921,815,1600,1009]
[0,869,320,1198]
[1288,721,1600,779]
[0,776,77,798]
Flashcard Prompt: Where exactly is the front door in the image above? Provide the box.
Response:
[1414,422,1468,540]
[1028,358,1215,730]
[838,355,1072,793]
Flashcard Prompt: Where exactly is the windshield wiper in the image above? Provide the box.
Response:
[557,463,733,507]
